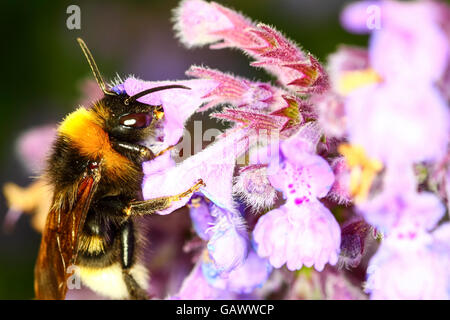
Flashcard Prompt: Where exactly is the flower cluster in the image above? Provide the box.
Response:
[149,0,342,295]
[331,0,450,299]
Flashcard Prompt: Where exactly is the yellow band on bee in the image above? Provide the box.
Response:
[58,107,136,181]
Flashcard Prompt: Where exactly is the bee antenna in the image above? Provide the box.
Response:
[77,38,115,96]
[124,85,191,105]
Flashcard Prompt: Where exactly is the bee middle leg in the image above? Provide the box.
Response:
[119,220,149,300]
[123,179,205,216]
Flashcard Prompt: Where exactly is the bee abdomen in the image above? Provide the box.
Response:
[78,263,149,299]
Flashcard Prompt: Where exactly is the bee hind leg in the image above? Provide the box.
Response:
[122,270,148,300]
[119,220,149,300]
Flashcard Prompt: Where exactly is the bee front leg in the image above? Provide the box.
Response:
[123,179,205,216]
[111,140,179,164]
[110,140,155,163]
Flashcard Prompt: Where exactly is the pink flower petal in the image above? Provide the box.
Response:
[170,261,232,300]
[366,238,449,299]
[173,0,237,48]
[345,82,450,165]
[202,250,272,294]
[142,129,250,214]
[186,66,287,113]
[254,203,341,272]
[268,151,334,201]
[206,207,248,274]
[360,166,445,236]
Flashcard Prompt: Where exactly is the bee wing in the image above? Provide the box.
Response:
[34,170,100,300]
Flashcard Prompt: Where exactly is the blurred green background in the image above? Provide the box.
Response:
[0,0,368,299]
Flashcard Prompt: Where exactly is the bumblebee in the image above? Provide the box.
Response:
[34,38,204,300]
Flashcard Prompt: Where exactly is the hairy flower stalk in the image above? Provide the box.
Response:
[174,0,329,94]
[233,164,278,212]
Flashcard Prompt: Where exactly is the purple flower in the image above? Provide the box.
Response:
[253,124,341,271]
[359,166,445,237]
[336,0,450,300]
[202,249,272,294]
[123,73,289,216]
[185,197,272,295]
[439,63,450,102]
[327,45,370,86]
[310,91,347,139]
[170,261,233,300]
[433,222,450,254]
[206,205,249,274]
[188,196,249,275]
[358,164,447,299]
[188,195,215,241]
[367,245,447,300]
[172,245,272,299]
[268,124,335,205]
[254,203,340,272]
[446,168,450,214]
[337,1,450,167]
[345,82,449,166]
[142,128,250,215]
[342,0,449,83]
[365,229,450,299]
[340,1,381,34]
[176,194,273,298]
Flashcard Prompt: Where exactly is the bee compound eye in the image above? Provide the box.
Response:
[119,113,152,129]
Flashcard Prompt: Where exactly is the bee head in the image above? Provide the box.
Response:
[97,87,188,143]
[76,37,189,143]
